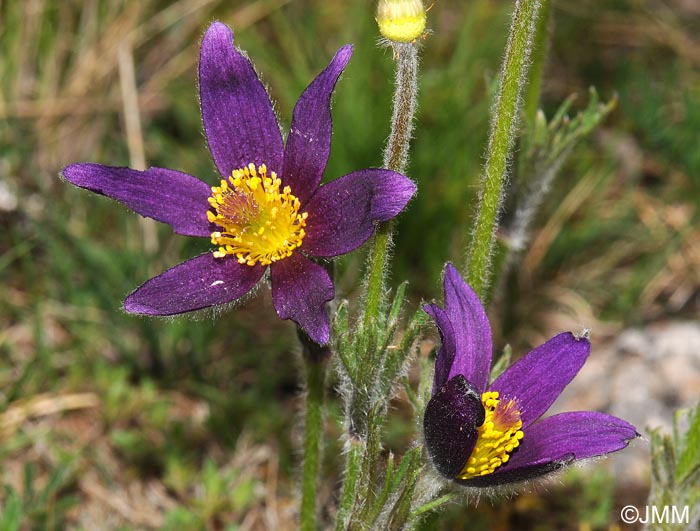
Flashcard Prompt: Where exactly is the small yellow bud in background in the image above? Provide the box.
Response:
[376,0,427,43]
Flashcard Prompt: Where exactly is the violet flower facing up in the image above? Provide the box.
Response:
[423,263,638,487]
[62,22,416,345]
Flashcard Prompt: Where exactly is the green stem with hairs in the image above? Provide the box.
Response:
[363,42,419,327]
[300,355,326,531]
[523,0,551,126]
[364,224,393,328]
[338,39,420,530]
[296,327,331,531]
[466,0,542,299]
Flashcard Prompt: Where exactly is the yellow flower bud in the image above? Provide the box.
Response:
[376,0,427,43]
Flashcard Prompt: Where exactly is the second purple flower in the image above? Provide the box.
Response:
[62,22,416,345]
[423,263,638,487]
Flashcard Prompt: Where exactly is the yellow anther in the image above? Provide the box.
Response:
[457,391,524,481]
[208,163,307,267]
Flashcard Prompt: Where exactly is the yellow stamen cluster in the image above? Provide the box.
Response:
[376,0,427,43]
[458,391,524,480]
[207,163,308,266]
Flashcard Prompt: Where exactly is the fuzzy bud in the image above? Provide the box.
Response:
[376,0,427,43]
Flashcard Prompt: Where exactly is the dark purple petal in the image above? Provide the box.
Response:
[282,45,353,204]
[124,254,265,315]
[62,163,212,237]
[423,303,456,394]
[270,253,334,345]
[301,169,416,257]
[424,375,485,480]
[489,332,591,428]
[199,22,284,178]
[461,411,639,487]
[443,263,492,393]
[506,411,639,468]
[457,459,571,487]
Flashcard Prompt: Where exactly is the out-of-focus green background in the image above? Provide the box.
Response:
[1,0,698,528]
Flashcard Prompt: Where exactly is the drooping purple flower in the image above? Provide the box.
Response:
[61,22,416,345]
[422,263,638,487]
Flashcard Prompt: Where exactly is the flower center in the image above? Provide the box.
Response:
[457,391,524,480]
[207,163,308,266]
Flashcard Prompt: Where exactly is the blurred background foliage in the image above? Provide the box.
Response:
[0,0,698,528]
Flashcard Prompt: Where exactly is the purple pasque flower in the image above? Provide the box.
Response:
[422,263,638,487]
[61,22,416,345]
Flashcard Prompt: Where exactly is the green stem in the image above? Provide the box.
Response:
[523,0,550,126]
[466,0,542,299]
[383,43,419,172]
[363,42,419,327]
[300,355,326,531]
[364,223,392,328]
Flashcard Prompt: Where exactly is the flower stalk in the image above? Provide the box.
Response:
[523,0,551,127]
[297,298,332,531]
[364,42,419,327]
[300,345,327,531]
[337,27,421,531]
[465,0,542,299]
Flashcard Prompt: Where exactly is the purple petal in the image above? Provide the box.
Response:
[124,253,265,315]
[62,163,211,237]
[489,332,591,428]
[282,45,353,204]
[424,375,484,480]
[443,263,492,393]
[301,169,416,257]
[423,303,456,394]
[270,253,334,345]
[506,411,639,469]
[461,411,639,487]
[199,22,284,179]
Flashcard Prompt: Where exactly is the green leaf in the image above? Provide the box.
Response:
[387,282,408,328]
[676,403,700,483]
[386,450,423,531]
[647,401,700,528]
[410,493,458,518]
[0,487,23,531]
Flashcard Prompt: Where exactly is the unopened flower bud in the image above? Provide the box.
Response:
[376,0,427,43]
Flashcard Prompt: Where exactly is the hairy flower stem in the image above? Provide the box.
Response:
[364,42,419,328]
[337,40,419,531]
[514,0,551,223]
[300,358,326,531]
[298,330,330,531]
[466,0,541,299]
[523,0,551,127]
